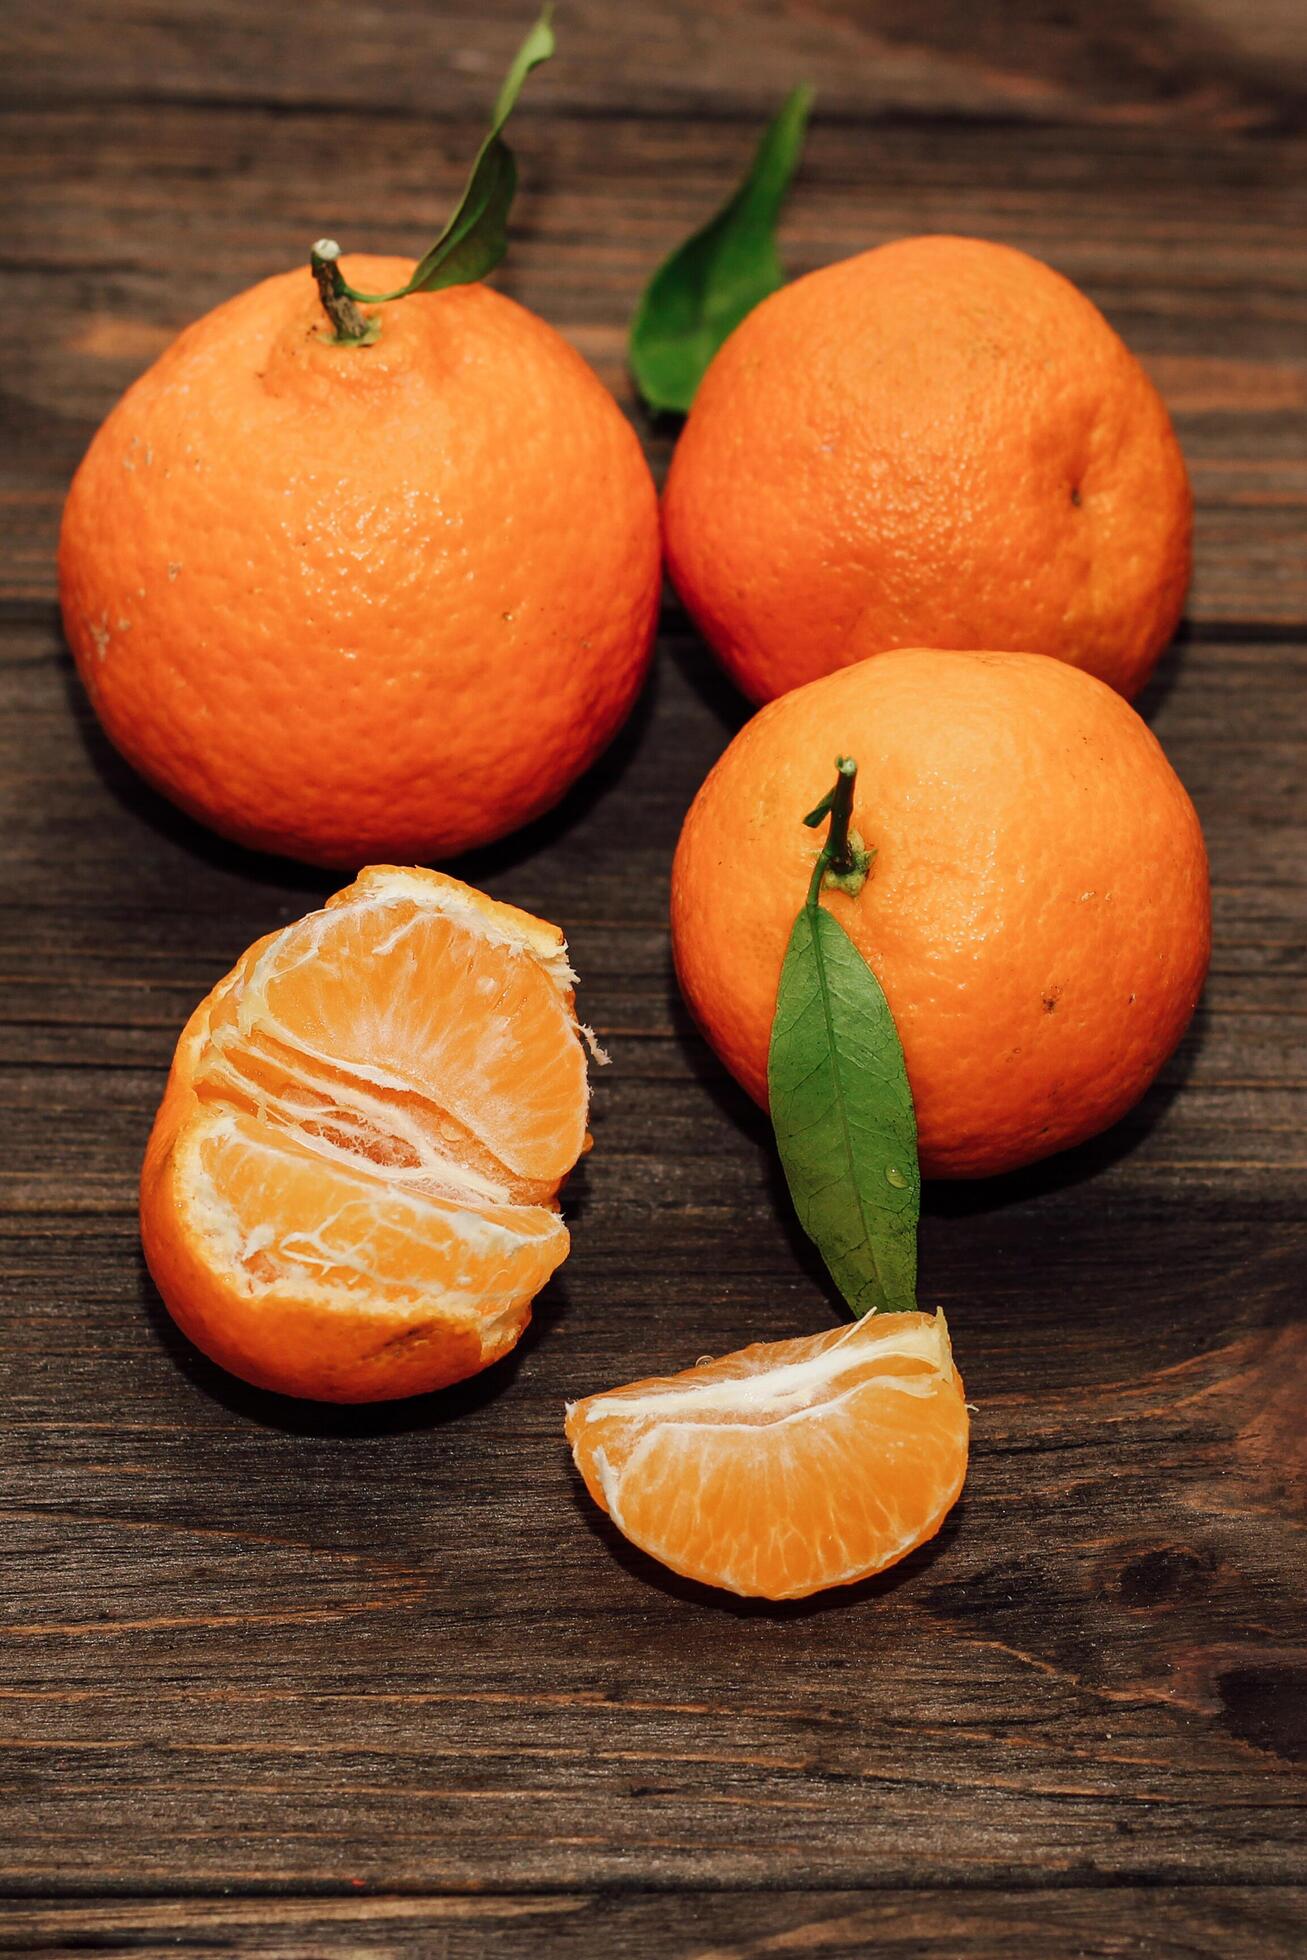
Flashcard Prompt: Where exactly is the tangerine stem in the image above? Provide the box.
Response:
[310,239,370,345]
[805,757,859,908]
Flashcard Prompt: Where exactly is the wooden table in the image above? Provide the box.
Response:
[3,3,1305,1953]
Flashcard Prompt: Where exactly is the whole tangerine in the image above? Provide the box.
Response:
[59,257,660,866]
[663,235,1191,705]
[671,648,1210,1180]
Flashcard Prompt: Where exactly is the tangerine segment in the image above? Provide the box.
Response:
[204,866,587,1194]
[140,865,591,1401]
[566,1312,967,1600]
[142,1109,567,1403]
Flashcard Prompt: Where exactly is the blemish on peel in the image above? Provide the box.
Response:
[167,563,182,581]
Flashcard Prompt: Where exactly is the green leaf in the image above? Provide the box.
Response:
[342,9,555,305]
[768,899,919,1319]
[628,84,813,415]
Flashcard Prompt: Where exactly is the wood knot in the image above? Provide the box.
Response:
[1116,1543,1216,1609]
[1218,1663,1307,1763]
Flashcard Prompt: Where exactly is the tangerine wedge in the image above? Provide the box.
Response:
[141,867,592,1402]
[566,1312,968,1600]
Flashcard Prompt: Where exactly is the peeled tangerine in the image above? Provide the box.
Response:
[566,1311,968,1600]
[141,868,592,1402]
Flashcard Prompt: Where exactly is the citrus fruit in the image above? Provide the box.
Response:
[566,1310,967,1600]
[59,257,660,866]
[140,866,593,1401]
[671,648,1210,1180]
[662,234,1190,704]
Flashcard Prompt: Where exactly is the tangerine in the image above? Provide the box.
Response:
[141,866,593,1401]
[671,648,1210,1179]
[60,259,660,865]
[663,235,1190,704]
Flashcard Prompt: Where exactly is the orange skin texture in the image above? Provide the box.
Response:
[59,257,661,866]
[662,235,1192,705]
[142,994,492,1402]
[671,648,1211,1180]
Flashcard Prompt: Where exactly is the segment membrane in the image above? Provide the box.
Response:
[182,1110,568,1314]
[197,889,589,1202]
[574,1313,954,1431]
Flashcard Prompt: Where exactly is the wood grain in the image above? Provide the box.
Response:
[1,1,1305,1953]
[2,1888,1307,1959]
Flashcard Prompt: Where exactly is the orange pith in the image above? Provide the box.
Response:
[59,256,661,866]
[663,234,1191,705]
[566,1311,968,1601]
[141,867,591,1402]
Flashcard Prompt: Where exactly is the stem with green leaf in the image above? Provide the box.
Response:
[628,84,813,415]
[803,757,872,902]
[310,241,372,346]
[308,8,555,347]
[767,755,919,1318]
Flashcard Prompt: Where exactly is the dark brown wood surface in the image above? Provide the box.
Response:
[2,2,1305,1953]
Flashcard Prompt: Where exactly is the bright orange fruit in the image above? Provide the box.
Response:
[663,235,1191,704]
[672,648,1210,1179]
[566,1311,968,1600]
[141,867,593,1401]
[59,258,660,866]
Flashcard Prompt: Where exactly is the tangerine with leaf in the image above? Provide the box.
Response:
[630,104,1191,703]
[671,648,1210,1181]
[60,14,660,867]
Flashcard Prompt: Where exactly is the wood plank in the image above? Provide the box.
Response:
[1,1887,1306,1958]
[6,0,1306,128]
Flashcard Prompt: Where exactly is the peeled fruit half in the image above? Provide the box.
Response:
[141,867,593,1402]
[566,1311,968,1600]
